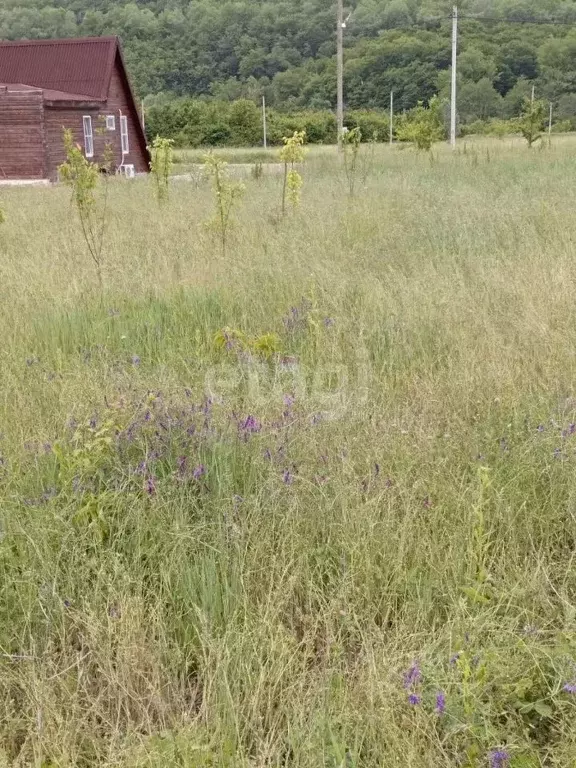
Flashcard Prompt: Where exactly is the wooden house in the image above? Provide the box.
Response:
[0,36,149,181]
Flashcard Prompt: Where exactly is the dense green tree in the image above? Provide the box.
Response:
[2,0,576,127]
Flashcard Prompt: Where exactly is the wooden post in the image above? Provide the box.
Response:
[390,90,394,145]
[262,95,267,150]
[337,0,344,150]
[450,5,458,149]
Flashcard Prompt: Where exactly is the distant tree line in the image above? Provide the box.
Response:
[3,0,576,126]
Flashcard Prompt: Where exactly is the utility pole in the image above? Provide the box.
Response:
[337,0,344,150]
[450,5,458,149]
[262,95,267,150]
[548,102,553,146]
[389,90,394,145]
[531,84,536,104]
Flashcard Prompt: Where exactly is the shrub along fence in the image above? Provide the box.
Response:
[145,98,391,147]
[144,97,575,149]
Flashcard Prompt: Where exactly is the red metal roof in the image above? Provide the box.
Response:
[0,37,117,100]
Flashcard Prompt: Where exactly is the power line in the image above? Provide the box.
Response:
[452,14,576,27]
[344,15,576,37]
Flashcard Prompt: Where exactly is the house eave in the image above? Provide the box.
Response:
[44,99,104,108]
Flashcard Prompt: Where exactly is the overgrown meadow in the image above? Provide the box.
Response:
[1,137,576,767]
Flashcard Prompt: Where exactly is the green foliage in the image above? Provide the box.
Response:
[345,110,390,142]
[148,136,174,202]
[551,119,572,133]
[279,130,307,215]
[203,153,245,256]
[396,96,446,150]
[6,0,576,131]
[519,97,547,148]
[214,327,281,359]
[58,128,112,295]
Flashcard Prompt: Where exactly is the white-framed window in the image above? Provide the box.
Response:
[106,115,116,131]
[83,115,94,158]
[120,115,129,155]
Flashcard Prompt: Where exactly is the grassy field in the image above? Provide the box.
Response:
[1,139,576,767]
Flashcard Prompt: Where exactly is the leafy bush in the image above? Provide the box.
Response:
[518,97,546,148]
[551,119,572,133]
[147,100,392,147]
[396,96,446,150]
[345,110,390,142]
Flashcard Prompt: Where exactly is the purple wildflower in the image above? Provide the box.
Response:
[282,469,294,485]
[263,448,272,461]
[131,354,141,366]
[554,447,562,459]
[283,394,295,408]
[423,496,432,509]
[240,415,261,434]
[193,464,206,479]
[435,692,446,714]
[385,478,393,488]
[570,423,576,435]
[145,476,156,496]
[63,599,72,608]
[177,456,188,475]
[408,693,421,706]
[403,661,421,690]
[449,652,460,666]
[489,750,510,768]
[324,317,335,327]
[537,424,545,433]
[499,438,509,452]
[563,682,576,694]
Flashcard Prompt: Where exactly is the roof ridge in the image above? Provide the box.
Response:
[0,36,118,46]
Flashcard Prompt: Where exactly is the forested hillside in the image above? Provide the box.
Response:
[3,0,576,120]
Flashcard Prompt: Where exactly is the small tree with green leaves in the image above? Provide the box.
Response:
[342,126,362,196]
[279,130,307,215]
[59,129,113,296]
[396,96,445,151]
[203,152,245,257]
[148,136,174,202]
[518,97,546,148]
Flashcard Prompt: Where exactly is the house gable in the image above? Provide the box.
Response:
[0,36,149,179]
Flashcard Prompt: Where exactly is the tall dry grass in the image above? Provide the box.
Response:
[0,139,575,766]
